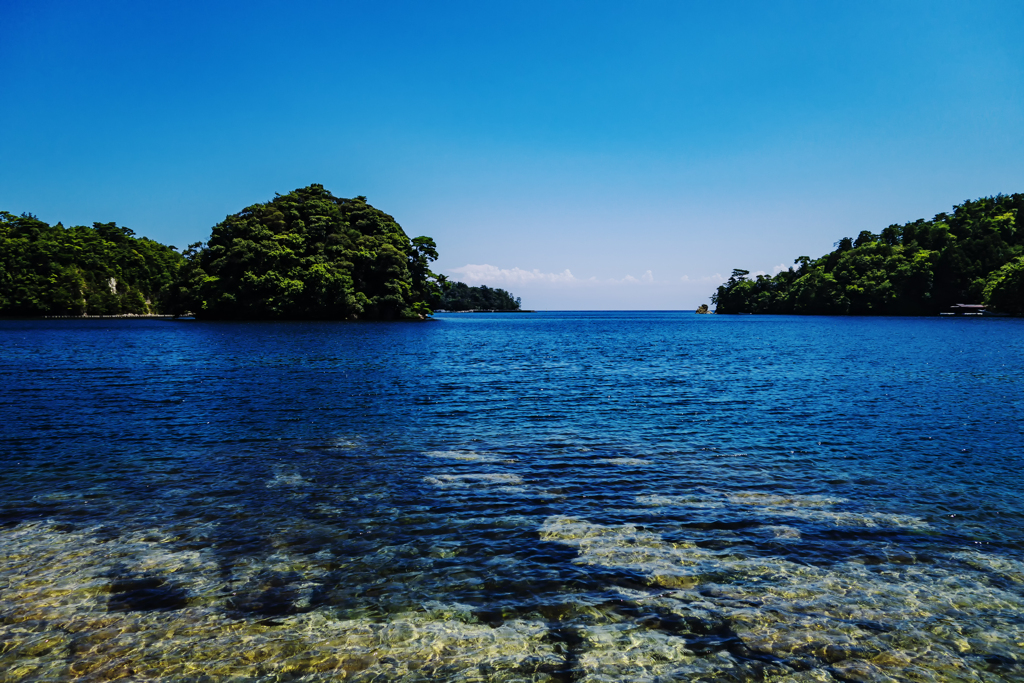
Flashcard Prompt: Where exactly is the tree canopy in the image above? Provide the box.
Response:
[437,282,522,311]
[2,184,525,320]
[0,211,184,316]
[168,185,444,320]
[712,194,1024,315]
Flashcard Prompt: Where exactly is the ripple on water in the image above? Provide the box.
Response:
[538,513,1024,681]
[596,457,653,466]
[4,315,1024,681]
[4,482,1024,681]
[424,450,504,463]
[0,523,564,682]
[423,473,525,488]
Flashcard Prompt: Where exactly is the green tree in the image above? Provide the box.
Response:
[983,256,1024,315]
[171,185,443,320]
[709,194,1024,316]
[0,211,184,317]
[438,282,522,311]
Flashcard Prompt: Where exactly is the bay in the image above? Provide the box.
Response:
[1,312,1023,681]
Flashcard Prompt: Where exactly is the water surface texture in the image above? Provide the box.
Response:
[2,312,1023,682]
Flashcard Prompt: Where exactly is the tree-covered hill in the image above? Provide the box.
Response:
[0,211,185,316]
[437,282,522,311]
[2,184,525,320]
[168,185,443,320]
[712,194,1024,316]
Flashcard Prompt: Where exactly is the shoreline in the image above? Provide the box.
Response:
[435,309,535,313]
[41,314,183,320]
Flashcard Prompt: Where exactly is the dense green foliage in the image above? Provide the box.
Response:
[169,185,443,320]
[713,194,1024,315]
[3,184,526,320]
[438,282,522,311]
[0,211,184,316]
[982,256,1024,316]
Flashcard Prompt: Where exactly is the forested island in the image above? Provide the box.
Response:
[167,185,444,320]
[0,184,522,319]
[0,211,184,316]
[437,282,521,311]
[712,194,1024,316]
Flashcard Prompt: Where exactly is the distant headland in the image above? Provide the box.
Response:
[0,184,522,320]
[711,193,1023,316]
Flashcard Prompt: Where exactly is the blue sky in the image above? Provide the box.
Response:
[2,0,1022,309]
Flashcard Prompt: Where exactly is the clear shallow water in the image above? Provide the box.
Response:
[1,312,1023,682]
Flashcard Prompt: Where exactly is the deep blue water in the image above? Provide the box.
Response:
[2,312,1023,681]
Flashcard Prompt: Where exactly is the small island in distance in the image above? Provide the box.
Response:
[712,193,1024,316]
[0,184,522,320]
[436,282,523,312]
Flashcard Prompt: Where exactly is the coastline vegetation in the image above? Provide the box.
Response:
[166,185,443,320]
[1,184,525,320]
[0,211,184,316]
[437,281,522,311]
[713,194,1024,315]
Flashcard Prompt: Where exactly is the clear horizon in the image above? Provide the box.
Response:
[2,0,1022,309]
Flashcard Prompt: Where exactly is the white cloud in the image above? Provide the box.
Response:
[444,265,727,309]
[607,269,655,285]
[681,273,726,283]
[450,264,665,288]
[448,264,579,285]
[751,263,790,277]
[450,265,727,293]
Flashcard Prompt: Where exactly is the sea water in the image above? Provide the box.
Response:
[1,312,1023,682]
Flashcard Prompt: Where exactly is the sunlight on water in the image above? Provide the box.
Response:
[636,491,933,530]
[424,473,525,488]
[539,507,1024,681]
[595,458,653,466]
[425,451,504,463]
[3,314,1024,681]
[0,523,562,682]
[4,477,1024,681]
